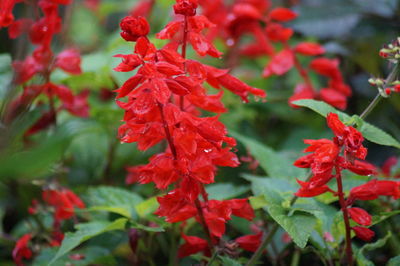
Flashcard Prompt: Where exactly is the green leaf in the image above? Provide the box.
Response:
[85,186,143,219]
[356,121,400,149]
[33,246,116,266]
[245,176,317,248]
[387,255,400,266]
[218,255,243,266]
[356,231,391,266]
[49,218,128,265]
[129,221,165,232]
[135,196,159,218]
[232,132,306,179]
[371,210,400,225]
[292,99,351,121]
[206,183,249,200]
[293,99,400,149]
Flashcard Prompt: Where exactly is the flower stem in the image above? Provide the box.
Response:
[179,15,189,111]
[194,198,214,253]
[245,225,279,266]
[335,165,353,266]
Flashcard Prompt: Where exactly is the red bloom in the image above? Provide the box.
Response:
[235,232,263,252]
[42,188,85,221]
[352,226,374,242]
[120,16,150,42]
[12,234,32,266]
[310,58,341,80]
[178,234,208,258]
[263,49,294,77]
[265,23,293,42]
[348,207,372,226]
[381,156,398,177]
[268,7,297,22]
[174,0,198,16]
[319,88,347,110]
[55,49,82,75]
[349,179,400,201]
[294,42,325,56]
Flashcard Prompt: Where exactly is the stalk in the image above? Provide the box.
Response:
[179,15,188,111]
[335,165,353,265]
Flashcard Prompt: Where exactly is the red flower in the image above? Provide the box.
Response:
[174,0,198,16]
[319,88,347,110]
[263,49,294,77]
[352,226,374,242]
[349,179,400,201]
[294,42,325,56]
[268,7,297,22]
[120,16,150,42]
[310,58,341,80]
[12,234,32,266]
[42,188,85,221]
[265,23,293,42]
[55,49,82,75]
[235,232,263,252]
[348,207,372,226]
[381,156,398,177]
[178,234,208,258]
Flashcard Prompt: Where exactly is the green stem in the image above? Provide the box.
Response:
[290,249,301,266]
[245,225,279,266]
[207,250,219,266]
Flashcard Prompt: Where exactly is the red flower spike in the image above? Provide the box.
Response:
[120,16,150,42]
[235,232,263,252]
[269,7,298,22]
[294,42,325,56]
[42,188,85,222]
[12,234,32,266]
[352,226,374,242]
[348,207,372,226]
[178,234,208,258]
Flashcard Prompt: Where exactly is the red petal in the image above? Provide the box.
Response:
[294,42,325,56]
[269,7,297,22]
[263,49,294,77]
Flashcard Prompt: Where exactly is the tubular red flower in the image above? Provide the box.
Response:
[12,234,32,266]
[348,207,372,226]
[352,226,374,242]
[235,231,263,252]
[120,16,150,42]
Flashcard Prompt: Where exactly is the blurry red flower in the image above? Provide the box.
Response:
[352,226,374,242]
[12,234,32,266]
[120,16,150,42]
[348,207,372,226]
[235,232,262,252]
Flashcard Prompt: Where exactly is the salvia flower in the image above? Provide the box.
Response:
[120,16,150,42]
[12,234,32,266]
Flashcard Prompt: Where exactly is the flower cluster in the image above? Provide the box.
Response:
[3,0,89,135]
[294,113,400,242]
[115,0,265,258]
[13,187,85,265]
[196,0,352,110]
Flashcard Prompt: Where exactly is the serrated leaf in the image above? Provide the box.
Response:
[356,231,391,266]
[293,99,400,149]
[232,132,306,179]
[49,218,128,265]
[85,186,143,219]
[206,183,249,200]
[387,255,400,266]
[246,176,317,248]
[218,255,242,266]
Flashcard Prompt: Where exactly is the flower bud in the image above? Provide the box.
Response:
[120,16,149,42]
[348,207,372,226]
[173,0,198,16]
[352,226,374,241]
